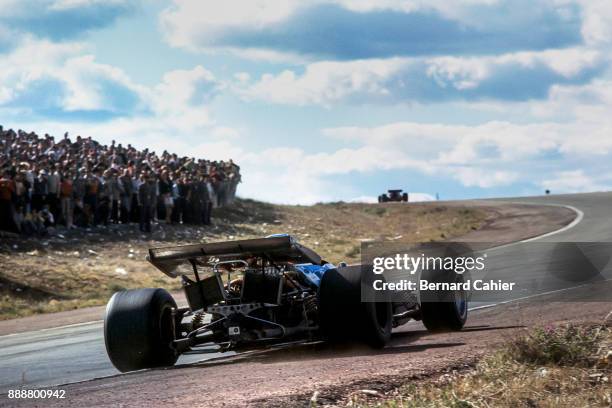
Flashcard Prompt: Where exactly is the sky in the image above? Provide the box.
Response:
[1,0,612,204]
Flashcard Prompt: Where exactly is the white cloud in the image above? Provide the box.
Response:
[0,0,131,16]
[453,167,518,188]
[48,0,128,11]
[0,37,147,113]
[579,0,612,46]
[540,170,608,193]
[234,72,251,83]
[155,66,217,108]
[8,62,227,157]
[322,114,612,194]
[409,192,437,202]
[0,38,227,137]
[159,0,503,46]
[159,0,302,52]
[238,58,406,106]
[159,0,563,60]
[236,48,604,106]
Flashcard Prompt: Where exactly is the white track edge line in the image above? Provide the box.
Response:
[485,202,583,253]
[468,278,611,312]
[517,203,584,242]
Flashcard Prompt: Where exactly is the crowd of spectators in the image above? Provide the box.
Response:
[0,126,241,235]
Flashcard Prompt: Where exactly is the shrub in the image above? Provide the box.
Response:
[506,324,604,367]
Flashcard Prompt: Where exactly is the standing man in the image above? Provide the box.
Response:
[158,170,173,223]
[108,170,121,224]
[137,173,150,233]
[73,169,86,227]
[47,164,61,222]
[98,169,111,226]
[119,169,132,224]
[130,166,140,223]
[137,173,157,233]
[0,171,16,232]
[191,174,204,225]
[60,172,74,228]
[32,169,48,212]
[84,169,99,226]
[197,173,212,225]
[174,174,191,224]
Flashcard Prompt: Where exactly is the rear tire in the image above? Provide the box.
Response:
[319,265,392,348]
[104,288,178,372]
[420,268,467,332]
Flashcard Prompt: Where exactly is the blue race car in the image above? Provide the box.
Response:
[104,234,467,372]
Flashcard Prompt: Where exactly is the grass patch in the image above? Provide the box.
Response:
[364,207,387,217]
[345,245,361,259]
[507,324,605,367]
[348,321,612,408]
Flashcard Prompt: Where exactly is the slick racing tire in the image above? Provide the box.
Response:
[319,265,392,348]
[419,267,468,332]
[104,288,178,372]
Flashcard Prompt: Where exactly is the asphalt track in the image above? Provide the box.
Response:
[0,192,611,394]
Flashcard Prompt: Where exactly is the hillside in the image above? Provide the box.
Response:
[0,199,488,320]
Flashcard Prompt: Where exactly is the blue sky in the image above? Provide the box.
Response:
[2,0,612,204]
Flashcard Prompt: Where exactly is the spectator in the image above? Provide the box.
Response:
[0,170,17,232]
[40,204,55,228]
[0,126,240,234]
[23,209,46,236]
[174,174,191,224]
[107,170,121,224]
[73,170,87,227]
[32,170,48,212]
[119,169,133,224]
[14,171,28,219]
[84,169,99,227]
[195,173,212,225]
[137,173,157,233]
[60,172,74,229]
[47,164,61,221]
[158,170,173,223]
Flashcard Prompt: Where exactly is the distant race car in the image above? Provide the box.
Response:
[104,234,467,372]
[378,189,409,203]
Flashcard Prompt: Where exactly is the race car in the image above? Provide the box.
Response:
[378,189,409,203]
[104,234,467,372]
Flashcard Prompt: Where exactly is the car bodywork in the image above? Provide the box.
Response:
[146,234,419,354]
[378,189,408,203]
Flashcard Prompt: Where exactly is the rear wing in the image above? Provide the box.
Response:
[147,235,322,278]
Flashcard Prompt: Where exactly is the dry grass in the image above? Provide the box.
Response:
[0,198,487,320]
[347,320,612,408]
